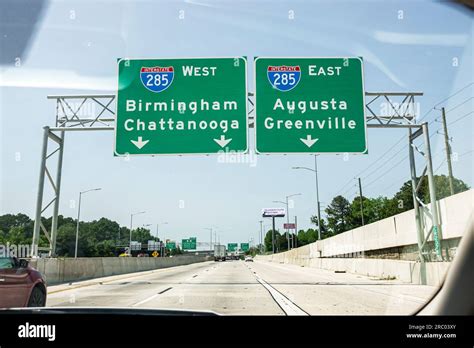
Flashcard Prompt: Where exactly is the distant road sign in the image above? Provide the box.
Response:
[115,57,248,155]
[255,57,366,154]
[182,238,197,250]
[240,243,250,251]
[166,242,176,250]
[262,208,286,217]
[227,243,238,251]
[283,223,296,230]
[130,241,141,251]
[151,251,159,257]
[147,240,159,251]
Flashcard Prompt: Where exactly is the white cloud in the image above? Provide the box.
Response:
[0,68,115,91]
[373,31,468,47]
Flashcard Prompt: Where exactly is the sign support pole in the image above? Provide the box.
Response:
[272,216,276,254]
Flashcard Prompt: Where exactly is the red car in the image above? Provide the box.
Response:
[0,257,47,308]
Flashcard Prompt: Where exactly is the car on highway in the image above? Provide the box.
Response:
[0,257,47,308]
[244,256,253,262]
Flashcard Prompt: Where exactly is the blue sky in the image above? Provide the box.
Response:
[1,0,473,246]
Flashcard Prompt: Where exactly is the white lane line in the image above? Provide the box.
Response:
[132,293,161,307]
[256,276,309,316]
[132,287,173,307]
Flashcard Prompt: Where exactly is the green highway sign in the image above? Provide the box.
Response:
[227,243,238,251]
[240,243,250,251]
[115,57,248,155]
[166,242,176,250]
[182,237,197,250]
[255,57,367,154]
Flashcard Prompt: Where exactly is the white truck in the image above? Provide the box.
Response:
[214,245,226,262]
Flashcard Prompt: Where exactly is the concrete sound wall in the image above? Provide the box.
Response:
[315,189,473,257]
[30,255,209,285]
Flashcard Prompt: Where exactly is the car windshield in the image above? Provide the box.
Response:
[0,0,472,316]
[0,258,14,270]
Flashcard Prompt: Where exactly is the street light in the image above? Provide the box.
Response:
[75,188,101,258]
[130,211,146,254]
[293,155,321,240]
[156,222,168,257]
[273,193,302,251]
[204,227,213,253]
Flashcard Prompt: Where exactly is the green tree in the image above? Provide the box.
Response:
[131,227,156,244]
[264,229,282,252]
[297,229,308,246]
[394,175,469,211]
[278,232,289,252]
[55,223,77,257]
[171,246,183,256]
[325,195,352,234]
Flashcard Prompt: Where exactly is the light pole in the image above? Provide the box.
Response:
[259,220,263,253]
[204,227,213,253]
[130,211,146,254]
[293,155,321,240]
[156,222,168,257]
[75,188,101,258]
[273,193,301,251]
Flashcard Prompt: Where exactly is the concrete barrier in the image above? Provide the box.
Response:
[315,189,473,258]
[255,255,451,286]
[30,255,209,285]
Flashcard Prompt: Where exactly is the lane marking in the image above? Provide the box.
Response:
[158,287,172,295]
[132,287,173,307]
[255,277,309,316]
[244,262,308,315]
[132,293,160,307]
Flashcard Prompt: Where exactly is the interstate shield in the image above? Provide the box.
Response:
[267,65,301,92]
[140,66,174,93]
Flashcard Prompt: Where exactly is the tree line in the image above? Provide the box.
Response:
[0,175,469,257]
[0,214,182,257]
[263,175,469,252]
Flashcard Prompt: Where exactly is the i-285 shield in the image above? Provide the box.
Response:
[267,65,301,92]
[140,66,174,93]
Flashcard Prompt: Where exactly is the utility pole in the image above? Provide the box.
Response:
[130,211,146,255]
[285,196,290,251]
[259,220,263,253]
[314,155,321,241]
[358,178,365,226]
[272,217,276,254]
[75,193,82,259]
[441,107,455,195]
[274,194,301,252]
[294,216,298,248]
[204,227,213,253]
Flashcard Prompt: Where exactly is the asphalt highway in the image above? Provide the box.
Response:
[46,259,437,315]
